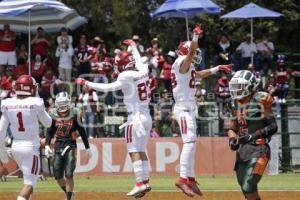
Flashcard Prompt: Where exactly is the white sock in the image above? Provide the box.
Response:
[187,142,196,178]
[142,160,150,181]
[180,142,196,178]
[132,160,143,183]
[17,196,26,200]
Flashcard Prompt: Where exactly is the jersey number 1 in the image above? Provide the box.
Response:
[17,112,25,132]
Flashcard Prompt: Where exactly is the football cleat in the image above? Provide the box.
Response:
[175,178,194,197]
[187,180,203,196]
[127,184,148,197]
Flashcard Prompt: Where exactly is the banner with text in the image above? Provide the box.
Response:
[1,137,237,176]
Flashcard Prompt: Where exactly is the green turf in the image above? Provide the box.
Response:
[0,174,299,192]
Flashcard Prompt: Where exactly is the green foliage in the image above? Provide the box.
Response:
[61,0,300,53]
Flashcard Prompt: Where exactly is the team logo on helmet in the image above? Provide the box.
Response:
[15,75,37,96]
[229,70,259,100]
[114,51,135,72]
[55,92,71,114]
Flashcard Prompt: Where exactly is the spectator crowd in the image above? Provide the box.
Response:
[0,23,293,137]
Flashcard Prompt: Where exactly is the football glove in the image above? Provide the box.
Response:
[45,145,53,158]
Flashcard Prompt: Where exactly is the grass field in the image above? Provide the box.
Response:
[1,174,300,200]
[0,174,299,192]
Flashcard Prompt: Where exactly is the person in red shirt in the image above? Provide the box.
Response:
[40,70,58,99]
[0,66,15,99]
[31,27,50,60]
[31,54,46,84]
[91,57,112,84]
[91,36,107,63]
[0,24,17,71]
[160,51,176,92]
[15,58,28,79]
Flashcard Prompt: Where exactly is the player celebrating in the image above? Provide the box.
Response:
[227,70,278,200]
[0,75,52,200]
[45,92,92,200]
[76,44,152,198]
[171,24,232,197]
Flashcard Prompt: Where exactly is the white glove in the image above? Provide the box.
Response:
[45,145,53,158]
[86,148,92,159]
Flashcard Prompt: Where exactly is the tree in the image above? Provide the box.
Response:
[62,0,300,53]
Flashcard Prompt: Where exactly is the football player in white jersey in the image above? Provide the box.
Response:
[0,75,52,200]
[172,25,232,197]
[76,43,152,198]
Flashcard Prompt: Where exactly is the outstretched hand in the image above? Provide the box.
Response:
[193,23,203,35]
[75,78,87,86]
[219,64,233,73]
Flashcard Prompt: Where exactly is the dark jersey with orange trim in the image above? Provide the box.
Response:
[230,91,274,162]
[46,108,89,150]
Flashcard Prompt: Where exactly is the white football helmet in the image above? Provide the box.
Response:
[55,92,71,113]
[229,70,259,100]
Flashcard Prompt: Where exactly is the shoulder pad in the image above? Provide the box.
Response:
[71,107,80,117]
[117,71,132,82]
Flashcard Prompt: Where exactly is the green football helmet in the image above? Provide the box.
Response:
[55,92,71,113]
[229,70,259,100]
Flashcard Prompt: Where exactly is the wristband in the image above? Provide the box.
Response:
[192,34,199,42]
[210,66,219,74]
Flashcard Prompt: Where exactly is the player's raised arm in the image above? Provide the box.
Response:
[179,25,203,74]
[195,64,233,79]
[238,95,278,145]
[123,39,141,63]
[76,77,123,92]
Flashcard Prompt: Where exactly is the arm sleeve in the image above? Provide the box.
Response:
[0,113,9,146]
[131,45,141,63]
[253,115,278,140]
[36,98,52,128]
[46,120,56,146]
[86,80,123,92]
[74,118,90,149]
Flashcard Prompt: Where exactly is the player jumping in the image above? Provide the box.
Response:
[45,92,92,200]
[227,70,278,200]
[0,75,52,200]
[171,24,232,197]
[76,42,152,198]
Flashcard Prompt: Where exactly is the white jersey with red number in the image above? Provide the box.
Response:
[1,97,51,147]
[171,55,196,108]
[117,70,151,113]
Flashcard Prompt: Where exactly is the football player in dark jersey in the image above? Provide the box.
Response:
[45,92,92,200]
[227,70,278,200]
